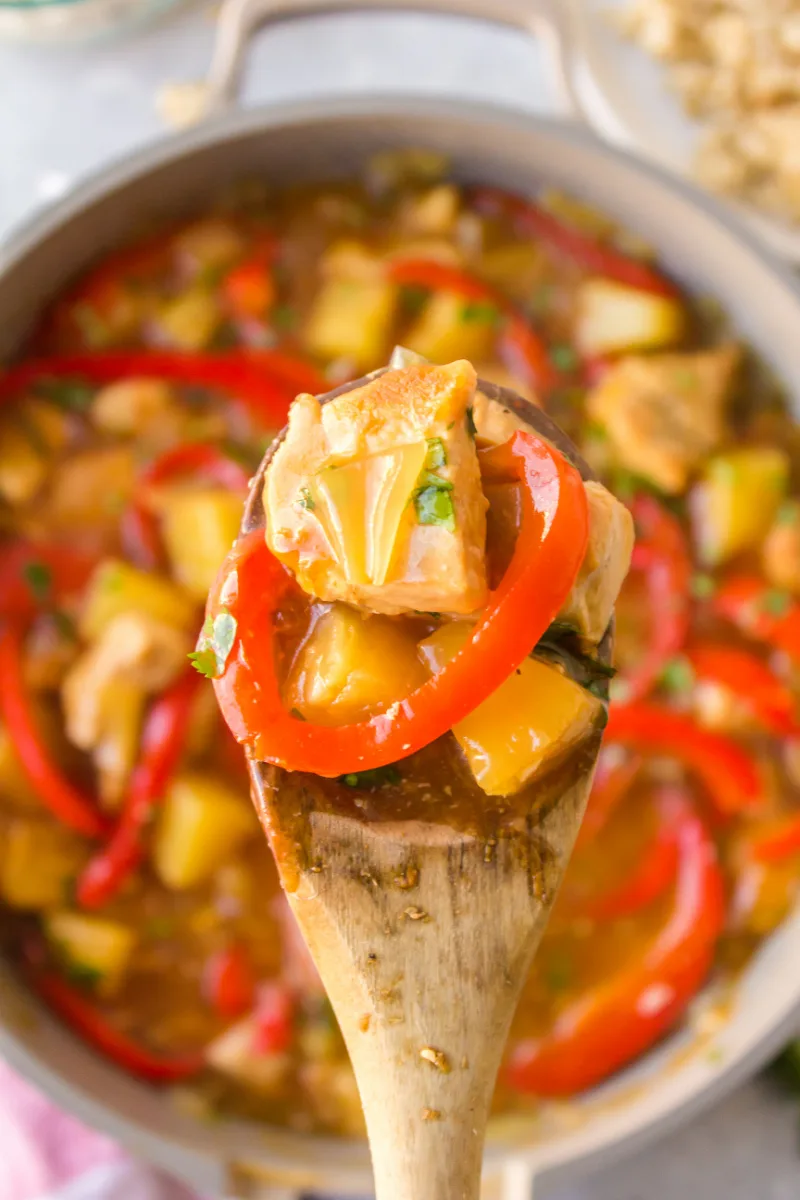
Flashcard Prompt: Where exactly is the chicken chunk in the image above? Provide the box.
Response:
[763,501,800,594]
[471,387,634,645]
[560,481,636,645]
[62,613,190,805]
[264,360,488,616]
[207,1014,291,1093]
[587,346,740,494]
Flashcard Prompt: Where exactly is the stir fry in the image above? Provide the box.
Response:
[0,154,798,1132]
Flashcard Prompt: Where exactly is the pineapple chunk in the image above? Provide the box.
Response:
[404,291,497,364]
[153,772,257,890]
[80,560,195,640]
[46,447,137,532]
[285,602,426,723]
[91,378,177,436]
[575,278,686,357]
[44,912,136,996]
[560,481,635,645]
[419,624,601,796]
[0,819,88,910]
[304,276,398,370]
[691,447,790,566]
[157,288,220,351]
[265,360,488,616]
[159,487,243,601]
[0,398,71,506]
[174,218,244,273]
[587,346,739,495]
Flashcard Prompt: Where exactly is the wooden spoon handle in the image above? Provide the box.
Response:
[282,811,570,1200]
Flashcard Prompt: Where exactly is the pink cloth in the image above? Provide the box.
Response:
[0,1060,196,1200]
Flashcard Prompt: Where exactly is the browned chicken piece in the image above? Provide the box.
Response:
[61,613,191,807]
[587,345,740,494]
[762,501,800,595]
[265,360,488,616]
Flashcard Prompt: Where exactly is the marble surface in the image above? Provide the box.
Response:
[0,7,799,1197]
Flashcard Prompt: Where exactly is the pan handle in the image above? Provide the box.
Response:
[204,0,585,121]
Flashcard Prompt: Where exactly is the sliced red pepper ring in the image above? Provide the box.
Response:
[77,669,202,908]
[687,643,797,737]
[0,624,109,839]
[471,187,679,298]
[123,442,251,570]
[0,349,323,427]
[605,702,764,818]
[583,797,680,922]
[712,575,800,666]
[26,956,202,1084]
[222,239,278,321]
[204,944,257,1020]
[621,496,692,702]
[253,982,296,1055]
[506,788,724,1096]
[387,258,560,395]
[210,429,589,776]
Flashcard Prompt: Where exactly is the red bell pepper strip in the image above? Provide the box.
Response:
[123,442,250,570]
[77,669,201,908]
[712,576,800,665]
[30,966,202,1083]
[253,982,295,1055]
[747,813,800,864]
[471,186,679,298]
[506,788,724,1095]
[0,351,302,427]
[222,247,277,321]
[605,702,763,817]
[584,807,680,922]
[687,643,797,736]
[622,496,691,702]
[577,754,642,848]
[204,944,257,1020]
[387,258,560,395]
[0,541,98,623]
[209,429,589,775]
[0,624,109,839]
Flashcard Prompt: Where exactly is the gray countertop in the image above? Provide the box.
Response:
[0,7,799,1198]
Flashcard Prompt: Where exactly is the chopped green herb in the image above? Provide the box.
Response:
[289,707,306,721]
[777,500,800,526]
[197,263,227,288]
[461,300,502,326]
[339,764,401,789]
[465,407,477,439]
[22,560,52,604]
[417,471,453,491]
[399,286,428,316]
[61,958,104,990]
[425,437,447,469]
[549,343,578,372]
[189,608,238,679]
[659,656,695,694]
[72,303,110,349]
[298,486,315,512]
[761,589,791,617]
[690,572,716,600]
[271,303,297,331]
[583,420,608,443]
[414,483,456,531]
[33,377,95,413]
[530,283,553,315]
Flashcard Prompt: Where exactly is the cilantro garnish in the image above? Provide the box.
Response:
[415,482,456,531]
[425,437,447,470]
[339,765,401,789]
[33,376,95,412]
[298,486,315,512]
[461,301,502,326]
[22,560,52,604]
[189,609,238,679]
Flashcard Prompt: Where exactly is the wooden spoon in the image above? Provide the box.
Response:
[237,374,612,1200]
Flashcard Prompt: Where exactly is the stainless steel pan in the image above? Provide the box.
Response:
[2,2,800,1196]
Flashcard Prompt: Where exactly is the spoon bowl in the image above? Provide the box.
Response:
[236,371,612,1200]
